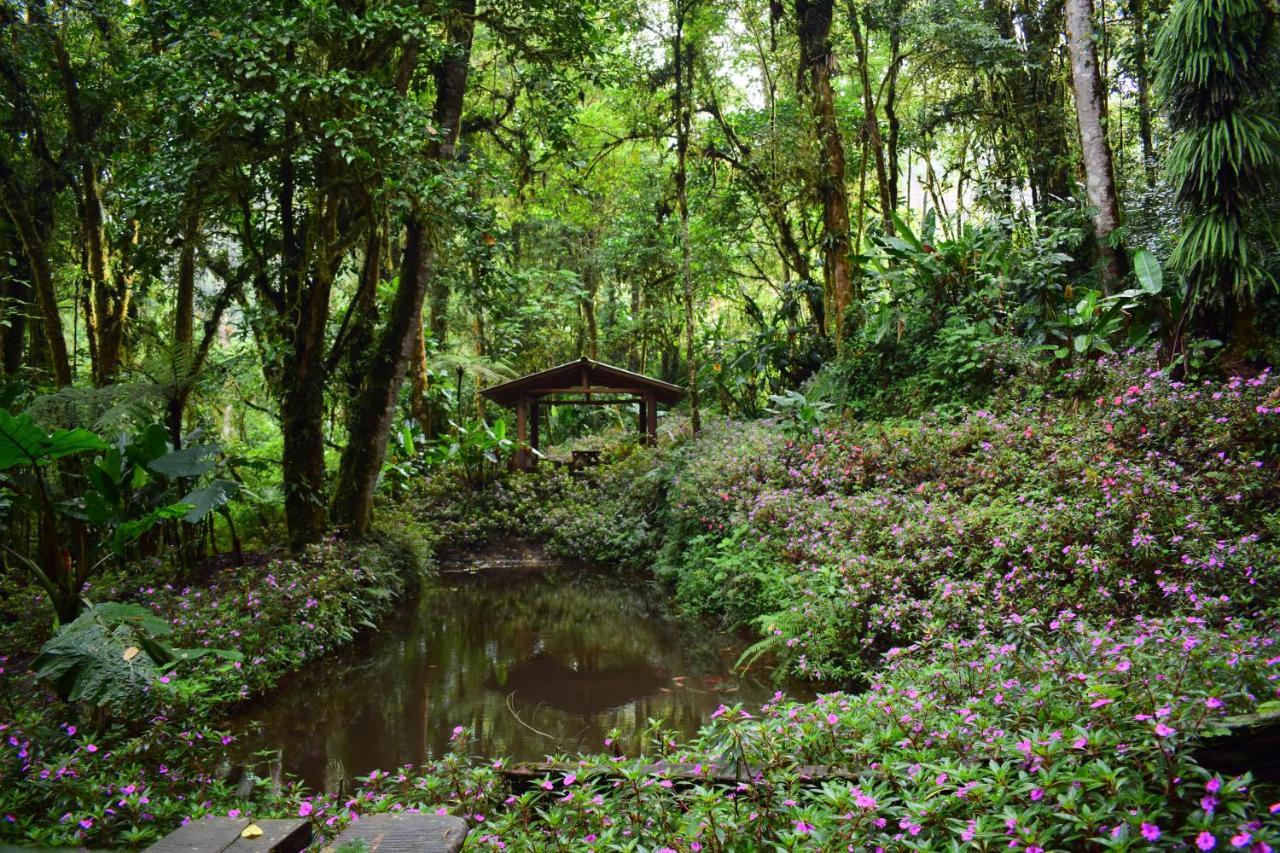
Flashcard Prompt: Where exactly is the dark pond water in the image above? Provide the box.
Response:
[236,560,793,792]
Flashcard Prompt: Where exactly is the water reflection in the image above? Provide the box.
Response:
[237,565,793,791]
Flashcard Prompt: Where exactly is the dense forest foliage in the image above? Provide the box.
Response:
[2,0,1277,553]
[2,0,1280,847]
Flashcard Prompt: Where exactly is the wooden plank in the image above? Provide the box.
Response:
[331,813,468,853]
[499,759,862,788]
[1194,709,1280,784]
[226,820,311,853]
[146,817,250,853]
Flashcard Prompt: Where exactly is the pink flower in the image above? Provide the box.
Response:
[1141,823,1160,841]
[794,820,814,834]
[1030,788,1044,801]
[298,801,313,818]
[1090,698,1113,708]
[1206,697,1224,709]
[1154,722,1176,737]
[84,744,98,753]
[228,809,241,819]
[1230,832,1251,847]
[1197,831,1217,850]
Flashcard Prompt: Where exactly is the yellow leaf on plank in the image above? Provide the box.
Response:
[122,647,139,661]
[240,824,264,839]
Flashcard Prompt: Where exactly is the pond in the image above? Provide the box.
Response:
[236,553,796,792]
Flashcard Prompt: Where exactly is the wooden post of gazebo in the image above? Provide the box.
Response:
[481,357,685,470]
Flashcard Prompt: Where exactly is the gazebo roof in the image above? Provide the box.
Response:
[480,357,685,407]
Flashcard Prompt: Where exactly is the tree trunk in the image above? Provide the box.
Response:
[848,3,895,235]
[168,205,200,446]
[1129,0,1156,186]
[796,0,855,346]
[80,163,130,385]
[279,146,337,549]
[330,216,433,535]
[1065,0,1127,289]
[0,189,71,385]
[330,0,473,535]
[674,1,700,433]
[0,215,29,373]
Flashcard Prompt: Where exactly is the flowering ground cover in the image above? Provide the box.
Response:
[2,353,1279,848]
[0,535,421,845]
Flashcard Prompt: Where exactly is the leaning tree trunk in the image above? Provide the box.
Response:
[330,0,473,536]
[1066,0,1127,289]
[796,0,855,346]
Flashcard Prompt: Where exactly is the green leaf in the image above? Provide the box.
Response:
[0,410,107,470]
[110,504,191,555]
[179,479,239,523]
[148,444,219,479]
[1133,249,1163,294]
[890,211,922,251]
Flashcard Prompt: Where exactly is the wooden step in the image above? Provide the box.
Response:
[329,813,468,853]
[146,817,310,853]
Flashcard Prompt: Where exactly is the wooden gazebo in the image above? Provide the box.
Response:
[480,357,685,470]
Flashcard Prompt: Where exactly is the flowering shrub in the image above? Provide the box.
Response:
[656,357,1280,681]
[140,534,422,700]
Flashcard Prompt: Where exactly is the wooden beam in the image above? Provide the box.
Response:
[645,391,657,444]
[515,397,530,470]
[530,400,540,455]
[521,386,650,396]
[534,398,643,406]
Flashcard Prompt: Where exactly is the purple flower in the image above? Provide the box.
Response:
[1197,831,1217,850]
[1141,823,1160,841]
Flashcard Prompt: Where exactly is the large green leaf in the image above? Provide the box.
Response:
[32,603,239,708]
[0,410,107,470]
[1133,248,1164,295]
[179,479,239,522]
[148,444,219,478]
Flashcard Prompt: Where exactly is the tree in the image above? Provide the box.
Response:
[1155,0,1280,347]
[330,0,476,537]
[673,0,701,432]
[1065,0,1127,288]
[794,0,855,346]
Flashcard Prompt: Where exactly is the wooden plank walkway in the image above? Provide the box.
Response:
[331,814,468,853]
[145,818,310,853]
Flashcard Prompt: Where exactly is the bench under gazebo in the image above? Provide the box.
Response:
[480,357,685,470]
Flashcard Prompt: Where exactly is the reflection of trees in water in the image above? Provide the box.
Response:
[235,568,778,792]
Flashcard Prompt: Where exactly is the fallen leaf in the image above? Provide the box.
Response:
[122,647,139,662]
[241,824,264,839]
